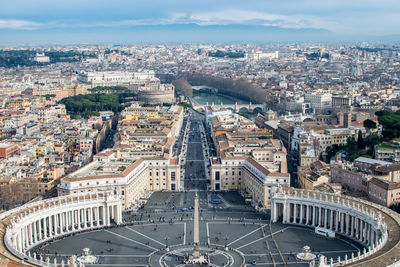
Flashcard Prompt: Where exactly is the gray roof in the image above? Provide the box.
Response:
[354,157,392,166]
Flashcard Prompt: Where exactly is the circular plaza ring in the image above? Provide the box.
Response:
[150,244,245,267]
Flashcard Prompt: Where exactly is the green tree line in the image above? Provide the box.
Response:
[60,92,136,118]
[322,132,382,163]
[376,110,400,139]
[88,86,130,93]
[208,50,245,58]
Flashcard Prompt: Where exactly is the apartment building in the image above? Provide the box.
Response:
[0,143,19,159]
[298,161,331,190]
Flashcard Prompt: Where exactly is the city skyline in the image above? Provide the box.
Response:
[0,0,400,45]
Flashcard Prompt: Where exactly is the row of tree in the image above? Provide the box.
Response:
[181,73,267,104]
[172,79,193,97]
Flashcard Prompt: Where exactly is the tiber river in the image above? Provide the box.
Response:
[191,86,258,120]
[192,86,249,105]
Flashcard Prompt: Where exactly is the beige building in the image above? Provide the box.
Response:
[58,150,181,209]
[297,161,330,190]
[210,157,290,208]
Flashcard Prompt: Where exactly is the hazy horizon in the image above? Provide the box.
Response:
[1,0,400,45]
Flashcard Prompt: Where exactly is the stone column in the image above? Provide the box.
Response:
[335,211,339,231]
[370,227,374,246]
[367,224,371,245]
[319,207,322,226]
[30,223,34,244]
[28,224,32,245]
[61,212,64,233]
[272,203,277,222]
[360,220,364,242]
[49,215,53,237]
[293,204,297,223]
[340,213,344,233]
[351,216,355,238]
[83,208,87,228]
[313,206,316,226]
[18,234,23,253]
[72,210,76,230]
[96,207,100,226]
[106,206,111,226]
[43,217,47,239]
[193,193,200,258]
[22,227,27,249]
[355,218,359,239]
[78,209,82,229]
[306,205,310,225]
[20,229,25,251]
[67,211,71,231]
[33,221,37,243]
[102,206,106,226]
[55,214,59,234]
[15,234,20,252]
[271,202,276,222]
[324,209,328,228]
[38,219,42,240]
[25,224,30,246]
[88,207,92,226]
[300,204,304,224]
[330,210,334,230]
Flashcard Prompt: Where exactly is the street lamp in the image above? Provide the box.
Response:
[165,236,169,251]
[224,235,229,251]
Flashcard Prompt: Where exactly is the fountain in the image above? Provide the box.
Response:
[77,248,98,265]
[296,245,317,261]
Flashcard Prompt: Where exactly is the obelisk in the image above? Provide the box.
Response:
[193,192,200,258]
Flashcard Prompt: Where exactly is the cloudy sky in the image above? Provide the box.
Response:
[0,0,399,45]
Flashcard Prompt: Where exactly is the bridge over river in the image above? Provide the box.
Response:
[191,98,266,112]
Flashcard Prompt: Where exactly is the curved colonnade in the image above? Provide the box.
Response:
[1,188,400,266]
[0,192,122,267]
[271,187,400,266]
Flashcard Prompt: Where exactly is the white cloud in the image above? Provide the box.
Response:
[0,19,42,30]
[188,9,340,31]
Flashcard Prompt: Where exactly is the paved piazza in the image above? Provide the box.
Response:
[29,191,364,266]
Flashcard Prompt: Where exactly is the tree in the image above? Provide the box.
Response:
[178,102,192,109]
[346,136,357,153]
[363,119,376,129]
[357,130,364,149]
